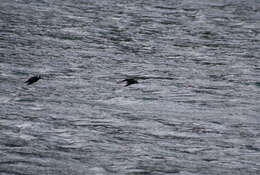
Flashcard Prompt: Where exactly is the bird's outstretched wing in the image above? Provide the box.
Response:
[25,75,41,85]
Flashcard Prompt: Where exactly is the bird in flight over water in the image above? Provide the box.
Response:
[25,75,41,85]
[119,78,138,87]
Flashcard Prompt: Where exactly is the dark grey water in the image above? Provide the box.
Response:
[0,0,260,174]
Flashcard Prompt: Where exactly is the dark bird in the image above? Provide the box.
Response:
[119,78,138,87]
[25,75,41,85]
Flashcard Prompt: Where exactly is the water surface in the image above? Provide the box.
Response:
[0,0,260,174]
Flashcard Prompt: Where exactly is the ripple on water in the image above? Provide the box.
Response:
[0,0,260,175]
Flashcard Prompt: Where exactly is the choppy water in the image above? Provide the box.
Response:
[0,0,260,174]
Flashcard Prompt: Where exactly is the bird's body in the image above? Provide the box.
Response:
[120,78,138,86]
[25,75,41,85]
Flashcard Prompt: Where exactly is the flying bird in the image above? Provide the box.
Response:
[118,76,174,87]
[25,75,41,85]
[119,78,138,87]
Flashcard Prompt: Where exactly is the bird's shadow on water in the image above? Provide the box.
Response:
[254,82,260,87]
[9,82,44,104]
